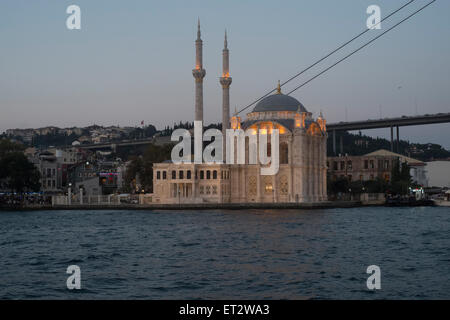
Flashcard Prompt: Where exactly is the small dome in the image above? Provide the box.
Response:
[252,93,307,113]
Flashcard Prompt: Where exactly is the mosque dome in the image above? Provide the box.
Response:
[252,82,307,113]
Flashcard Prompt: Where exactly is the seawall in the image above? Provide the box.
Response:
[0,201,367,211]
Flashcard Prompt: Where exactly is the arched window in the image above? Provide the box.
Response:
[200,171,204,179]
[280,142,289,164]
[206,170,211,179]
[213,170,217,179]
[187,170,191,179]
[171,171,176,179]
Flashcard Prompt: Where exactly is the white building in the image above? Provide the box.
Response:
[425,161,450,188]
[152,22,327,204]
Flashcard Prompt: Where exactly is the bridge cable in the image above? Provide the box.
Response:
[234,0,416,116]
[286,0,436,96]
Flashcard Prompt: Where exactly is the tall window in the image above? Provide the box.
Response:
[187,170,191,179]
[156,171,160,180]
[207,170,211,179]
[213,170,217,179]
[179,171,184,179]
[200,171,204,179]
[172,171,176,179]
[163,171,167,179]
[280,142,289,164]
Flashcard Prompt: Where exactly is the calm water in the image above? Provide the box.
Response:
[0,207,449,299]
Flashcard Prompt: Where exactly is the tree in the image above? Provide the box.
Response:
[124,143,172,193]
[328,177,350,195]
[0,139,41,192]
[389,159,411,195]
[0,139,25,157]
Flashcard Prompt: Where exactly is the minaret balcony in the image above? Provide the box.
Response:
[220,76,232,87]
[192,68,206,79]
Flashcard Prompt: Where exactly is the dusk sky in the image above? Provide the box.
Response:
[1,0,449,148]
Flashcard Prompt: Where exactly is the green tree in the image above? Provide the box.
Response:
[124,143,172,193]
[0,140,41,192]
[328,177,350,195]
[0,139,25,156]
[389,159,411,195]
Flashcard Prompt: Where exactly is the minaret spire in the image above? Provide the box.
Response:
[193,19,206,122]
[224,29,228,49]
[220,29,232,152]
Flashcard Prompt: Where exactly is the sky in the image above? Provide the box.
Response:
[1,0,449,148]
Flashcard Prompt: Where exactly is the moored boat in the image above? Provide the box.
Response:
[432,190,450,207]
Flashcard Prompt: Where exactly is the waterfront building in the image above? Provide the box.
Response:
[327,149,428,186]
[29,151,62,193]
[152,22,328,204]
[68,160,123,195]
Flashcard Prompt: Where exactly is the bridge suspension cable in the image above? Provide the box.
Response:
[286,0,437,96]
[234,0,417,116]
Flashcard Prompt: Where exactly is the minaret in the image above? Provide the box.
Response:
[220,30,232,137]
[192,19,206,122]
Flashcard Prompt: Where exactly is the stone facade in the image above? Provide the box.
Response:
[152,23,328,204]
[327,149,428,186]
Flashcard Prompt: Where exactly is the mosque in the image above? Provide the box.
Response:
[152,21,328,204]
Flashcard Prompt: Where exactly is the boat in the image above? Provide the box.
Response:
[432,190,450,207]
